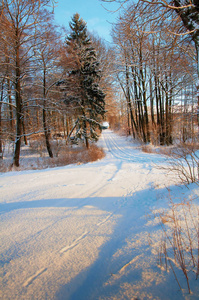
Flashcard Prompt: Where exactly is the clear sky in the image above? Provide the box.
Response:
[53,0,120,43]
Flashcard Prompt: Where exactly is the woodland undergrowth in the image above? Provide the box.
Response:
[0,140,105,172]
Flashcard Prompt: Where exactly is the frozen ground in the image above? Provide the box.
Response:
[0,130,199,300]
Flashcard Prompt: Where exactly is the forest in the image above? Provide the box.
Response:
[0,0,198,168]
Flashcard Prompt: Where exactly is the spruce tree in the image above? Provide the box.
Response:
[65,13,106,148]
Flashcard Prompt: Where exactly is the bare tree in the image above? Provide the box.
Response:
[101,0,199,124]
[32,21,64,158]
[111,1,196,144]
[1,0,55,166]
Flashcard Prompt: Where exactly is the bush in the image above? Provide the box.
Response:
[165,143,199,185]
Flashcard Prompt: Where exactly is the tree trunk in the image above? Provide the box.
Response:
[85,136,89,149]
[141,66,150,143]
[0,78,4,159]
[7,77,14,132]
[158,79,165,145]
[43,107,53,157]
[165,71,173,145]
[125,62,136,138]
[83,117,89,149]
[138,100,147,143]
[13,43,22,167]
[22,117,28,145]
[138,43,150,143]
[150,77,155,126]
[0,103,2,160]
[43,68,53,158]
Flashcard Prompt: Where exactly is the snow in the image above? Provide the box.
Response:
[0,130,199,300]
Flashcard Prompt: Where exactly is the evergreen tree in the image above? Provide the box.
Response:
[65,13,106,148]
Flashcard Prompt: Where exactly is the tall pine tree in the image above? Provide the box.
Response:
[65,13,106,148]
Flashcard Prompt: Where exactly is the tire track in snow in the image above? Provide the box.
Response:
[103,131,157,169]
[10,132,148,275]
[59,212,117,255]
[20,132,151,293]
[59,231,89,254]
[96,213,114,227]
[57,190,136,258]
[105,254,144,286]
[117,254,143,275]
[23,268,47,288]
[103,131,137,161]
[1,131,169,300]
[3,164,118,256]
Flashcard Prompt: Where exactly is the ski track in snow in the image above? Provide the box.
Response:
[1,130,199,300]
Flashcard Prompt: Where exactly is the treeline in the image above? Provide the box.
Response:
[0,1,113,167]
[111,1,198,145]
[0,0,198,168]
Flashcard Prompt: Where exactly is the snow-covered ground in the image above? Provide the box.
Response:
[0,130,199,300]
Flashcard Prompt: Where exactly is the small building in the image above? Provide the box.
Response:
[101,122,109,129]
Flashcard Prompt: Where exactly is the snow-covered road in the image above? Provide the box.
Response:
[1,130,198,299]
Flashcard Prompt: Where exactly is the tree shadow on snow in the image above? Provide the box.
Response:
[1,183,197,300]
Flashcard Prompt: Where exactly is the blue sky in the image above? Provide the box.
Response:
[53,0,120,42]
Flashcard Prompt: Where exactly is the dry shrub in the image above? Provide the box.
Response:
[81,144,105,163]
[156,146,175,156]
[147,141,199,185]
[0,160,10,172]
[141,143,176,156]
[153,141,199,157]
[29,135,46,157]
[153,197,199,294]
[0,143,105,172]
[161,143,199,185]
[51,139,66,157]
[141,145,154,154]
[49,144,105,168]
